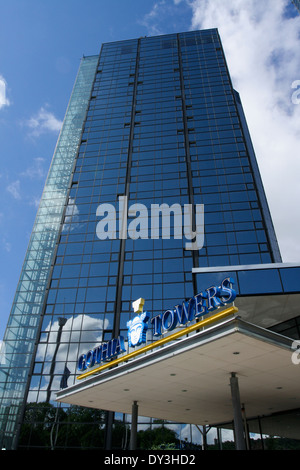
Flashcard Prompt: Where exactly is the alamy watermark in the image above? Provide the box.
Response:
[291,340,300,365]
[291,80,300,104]
[95,196,204,250]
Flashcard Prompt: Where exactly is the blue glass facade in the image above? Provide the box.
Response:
[195,265,300,297]
[0,30,292,450]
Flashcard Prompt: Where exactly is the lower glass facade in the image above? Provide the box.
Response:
[1,30,298,450]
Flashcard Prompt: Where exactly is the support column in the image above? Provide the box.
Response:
[104,410,114,450]
[242,403,250,450]
[129,401,138,450]
[230,372,246,450]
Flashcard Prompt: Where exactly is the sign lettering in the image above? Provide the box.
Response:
[77,277,236,374]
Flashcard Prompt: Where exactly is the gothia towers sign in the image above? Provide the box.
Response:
[77,278,236,374]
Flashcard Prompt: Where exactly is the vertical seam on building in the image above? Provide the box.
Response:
[113,39,141,337]
[177,33,199,293]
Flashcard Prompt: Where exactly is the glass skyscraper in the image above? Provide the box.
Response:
[0,29,285,450]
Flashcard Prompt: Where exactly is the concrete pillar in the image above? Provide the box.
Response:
[130,401,138,450]
[242,403,250,450]
[230,372,246,450]
[104,410,114,450]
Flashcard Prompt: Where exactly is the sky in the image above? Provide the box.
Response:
[0,0,299,342]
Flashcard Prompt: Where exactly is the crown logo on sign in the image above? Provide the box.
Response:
[127,298,150,347]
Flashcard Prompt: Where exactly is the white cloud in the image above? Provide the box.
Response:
[6,180,21,199]
[20,157,46,179]
[189,0,300,262]
[140,1,167,35]
[140,0,189,35]
[1,238,11,253]
[29,197,42,208]
[25,106,62,137]
[0,75,10,109]
[30,315,110,394]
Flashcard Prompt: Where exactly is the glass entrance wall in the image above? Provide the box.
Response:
[211,408,300,451]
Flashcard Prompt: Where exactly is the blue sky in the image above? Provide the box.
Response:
[0,0,299,341]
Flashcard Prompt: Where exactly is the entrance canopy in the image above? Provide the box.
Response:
[56,316,298,426]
